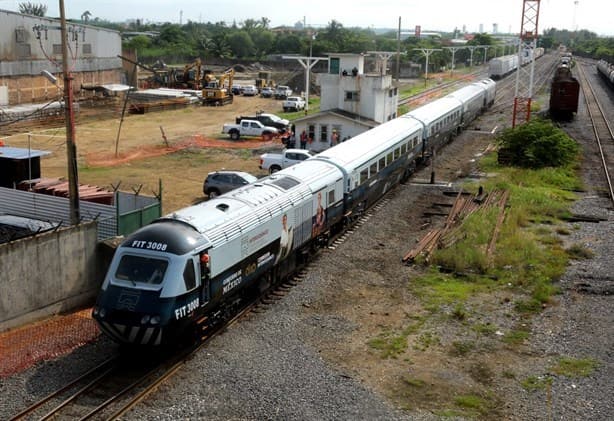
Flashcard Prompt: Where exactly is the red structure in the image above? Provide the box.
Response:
[512,0,541,127]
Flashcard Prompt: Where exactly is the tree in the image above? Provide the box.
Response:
[81,10,92,23]
[18,2,47,16]
[497,119,579,168]
[227,31,254,58]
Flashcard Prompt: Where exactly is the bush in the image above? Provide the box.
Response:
[497,119,579,168]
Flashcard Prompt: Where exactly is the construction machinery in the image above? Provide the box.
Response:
[202,68,235,106]
[255,71,275,91]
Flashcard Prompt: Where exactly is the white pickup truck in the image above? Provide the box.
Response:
[259,148,313,173]
[282,96,306,112]
[222,119,279,140]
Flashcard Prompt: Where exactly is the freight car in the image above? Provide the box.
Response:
[92,78,497,346]
[489,47,544,79]
[597,59,614,87]
[549,62,580,121]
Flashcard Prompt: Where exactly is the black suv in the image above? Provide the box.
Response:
[203,170,257,198]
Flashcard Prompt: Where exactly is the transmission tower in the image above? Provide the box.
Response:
[512,0,541,127]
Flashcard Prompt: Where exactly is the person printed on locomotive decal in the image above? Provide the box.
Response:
[312,191,326,237]
[276,213,294,263]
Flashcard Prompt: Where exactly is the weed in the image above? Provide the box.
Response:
[413,331,440,351]
[502,329,529,345]
[555,226,571,235]
[502,370,516,379]
[549,357,599,377]
[451,303,468,321]
[450,340,475,356]
[521,375,552,391]
[454,394,489,415]
[472,322,497,336]
[403,377,426,388]
[566,243,594,260]
[469,362,494,385]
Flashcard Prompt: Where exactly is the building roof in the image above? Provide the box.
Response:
[292,108,379,129]
[0,146,51,160]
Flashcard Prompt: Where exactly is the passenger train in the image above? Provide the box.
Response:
[92,78,497,346]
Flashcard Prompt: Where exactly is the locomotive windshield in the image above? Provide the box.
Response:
[115,255,169,285]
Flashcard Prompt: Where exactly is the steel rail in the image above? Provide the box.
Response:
[576,61,614,207]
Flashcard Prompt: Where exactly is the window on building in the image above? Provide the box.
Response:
[308,124,315,141]
[82,43,92,54]
[320,125,328,143]
[15,27,27,43]
[52,44,62,55]
[16,43,31,58]
[345,91,360,101]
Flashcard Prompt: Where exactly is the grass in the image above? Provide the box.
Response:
[367,317,425,358]
[521,375,552,391]
[549,357,599,377]
[502,328,530,346]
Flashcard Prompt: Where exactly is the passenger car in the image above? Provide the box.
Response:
[242,85,258,96]
[202,170,258,198]
[231,84,242,95]
[260,87,274,98]
[282,96,306,112]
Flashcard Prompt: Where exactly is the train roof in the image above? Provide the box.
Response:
[444,83,486,104]
[402,97,463,127]
[159,160,342,246]
[313,117,423,170]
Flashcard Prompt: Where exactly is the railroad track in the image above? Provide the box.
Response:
[8,303,255,421]
[575,61,614,206]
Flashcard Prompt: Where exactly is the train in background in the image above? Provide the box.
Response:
[92,78,497,346]
[549,52,580,121]
[597,59,614,88]
[489,47,545,79]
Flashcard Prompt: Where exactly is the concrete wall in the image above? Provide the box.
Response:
[0,221,104,332]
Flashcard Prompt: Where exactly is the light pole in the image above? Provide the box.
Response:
[306,31,317,112]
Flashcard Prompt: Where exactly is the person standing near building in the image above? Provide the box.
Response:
[331,130,339,147]
[300,129,307,149]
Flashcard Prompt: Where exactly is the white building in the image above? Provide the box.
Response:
[0,9,123,105]
[293,53,398,152]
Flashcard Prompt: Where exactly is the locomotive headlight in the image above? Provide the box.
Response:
[99,308,106,318]
[150,315,161,325]
[141,315,151,324]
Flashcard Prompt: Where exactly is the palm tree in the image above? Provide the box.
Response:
[18,2,47,16]
[81,11,92,23]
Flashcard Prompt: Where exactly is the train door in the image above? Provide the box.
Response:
[197,251,211,306]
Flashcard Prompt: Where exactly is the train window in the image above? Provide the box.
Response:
[387,152,393,164]
[379,157,386,169]
[115,255,168,285]
[394,148,400,159]
[370,162,377,176]
[183,260,196,291]
[401,144,407,154]
[328,190,335,203]
[360,168,369,183]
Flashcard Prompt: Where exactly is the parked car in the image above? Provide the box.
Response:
[203,170,258,198]
[274,85,293,99]
[222,119,280,140]
[283,96,306,112]
[235,113,290,131]
[259,149,313,174]
[260,87,274,98]
[242,85,258,96]
[231,84,242,95]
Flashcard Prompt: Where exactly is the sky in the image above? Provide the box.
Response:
[1,0,613,36]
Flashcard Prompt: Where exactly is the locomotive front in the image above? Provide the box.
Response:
[92,221,210,346]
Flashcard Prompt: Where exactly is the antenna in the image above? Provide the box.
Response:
[573,0,579,31]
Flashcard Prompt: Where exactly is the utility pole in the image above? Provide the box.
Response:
[59,0,80,225]
[512,0,541,127]
[443,46,463,76]
[396,16,401,83]
[413,48,441,87]
[480,45,490,64]
[282,32,327,113]
[466,45,478,68]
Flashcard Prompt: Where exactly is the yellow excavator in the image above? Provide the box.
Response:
[202,68,235,106]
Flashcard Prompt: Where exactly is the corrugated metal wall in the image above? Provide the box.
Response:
[0,186,116,240]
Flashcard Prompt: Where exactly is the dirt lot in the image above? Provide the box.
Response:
[5,95,287,213]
